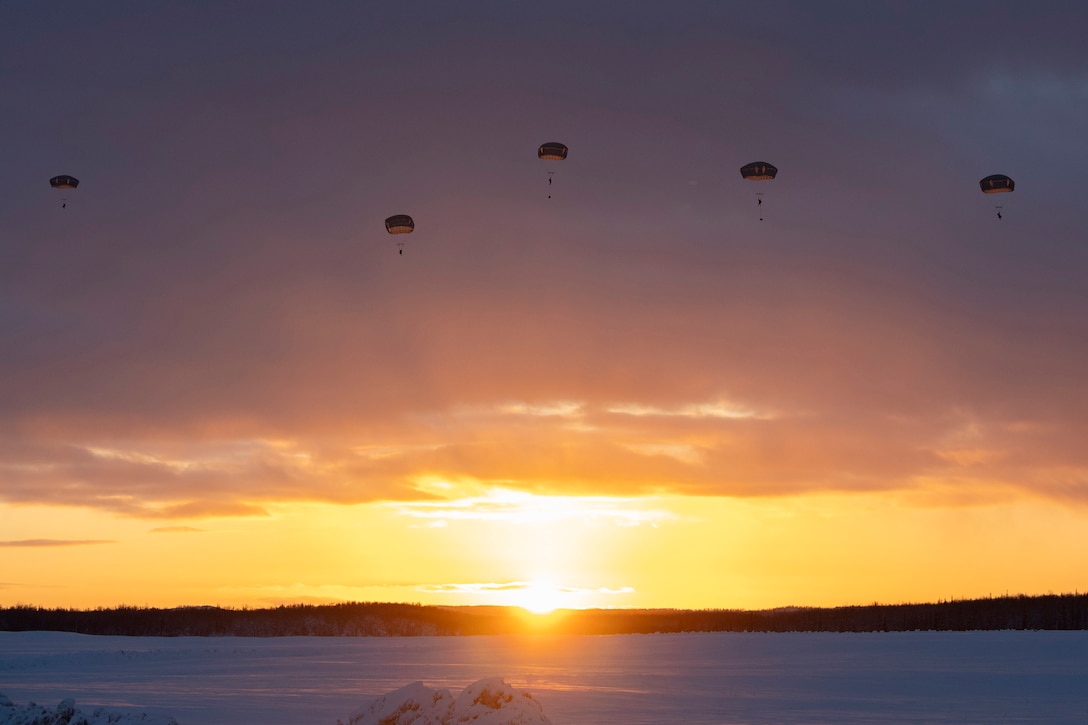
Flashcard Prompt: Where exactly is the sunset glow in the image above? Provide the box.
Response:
[3,2,1088,614]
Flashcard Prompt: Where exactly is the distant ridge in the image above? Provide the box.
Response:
[2,593,1085,636]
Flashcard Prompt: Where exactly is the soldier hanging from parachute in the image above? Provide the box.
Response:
[740,162,776,221]
[385,214,415,254]
[979,174,1014,220]
[538,142,568,199]
[50,175,79,209]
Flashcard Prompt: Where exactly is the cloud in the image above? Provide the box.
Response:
[2,1,1088,521]
[4,388,1088,517]
[389,487,677,526]
[607,401,771,419]
[416,581,605,597]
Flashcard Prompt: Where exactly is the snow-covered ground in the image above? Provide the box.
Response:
[2,630,1087,724]
[1,677,548,725]
[1,693,180,724]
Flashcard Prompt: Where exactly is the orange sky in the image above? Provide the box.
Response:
[2,2,1088,612]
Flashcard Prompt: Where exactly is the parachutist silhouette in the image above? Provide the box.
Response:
[50,175,79,208]
[980,175,1013,220]
[385,215,414,253]
[539,143,567,199]
[742,163,775,221]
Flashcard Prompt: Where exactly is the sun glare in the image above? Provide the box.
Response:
[514,581,566,614]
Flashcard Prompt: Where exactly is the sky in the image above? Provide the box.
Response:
[2,1,1088,613]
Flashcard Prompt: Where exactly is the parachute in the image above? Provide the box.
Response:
[538,142,567,198]
[979,174,1014,193]
[740,162,777,181]
[538,142,568,161]
[385,215,414,254]
[50,175,79,209]
[740,162,776,220]
[979,174,1014,219]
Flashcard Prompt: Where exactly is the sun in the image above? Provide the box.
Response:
[513,580,566,615]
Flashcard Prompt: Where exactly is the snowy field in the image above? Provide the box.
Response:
[2,630,1087,724]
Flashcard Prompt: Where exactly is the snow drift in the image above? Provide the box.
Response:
[337,677,552,725]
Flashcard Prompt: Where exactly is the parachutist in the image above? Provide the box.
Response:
[385,215,415,253]
[743,164,775,221]
[980,175,1014,220]
[539,143,567,198]
[50,175,79,208]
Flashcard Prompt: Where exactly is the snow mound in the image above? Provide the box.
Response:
[0,693,179,725]
[337,677,553,725]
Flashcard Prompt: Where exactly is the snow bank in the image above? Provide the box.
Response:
[337,677,552,725]
[0,694,179,725]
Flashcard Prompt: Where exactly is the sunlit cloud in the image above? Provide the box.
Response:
[419,582,534,594]
[352,445,445,460]
[389,487,677,527]
[622,443,705,465]
[149,526,204,533]
[5,399,1087,520]
[495,401,584,418]
[451,401,585,419]
[416,581,587,596]
[934,448,999,467]
[415,581,636,613]
[597,587,636,595]
[607,400,773,420]
[86,446,198,471]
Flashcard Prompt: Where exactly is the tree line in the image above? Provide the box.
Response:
[1,593,1085,637]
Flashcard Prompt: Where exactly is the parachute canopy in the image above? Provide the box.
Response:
[538,142,568,161]
[50,175,79,189]
[979,174,1014,194]
[385,215,415,234]
[740,162,777,181]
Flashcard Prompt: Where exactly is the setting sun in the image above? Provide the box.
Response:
[513,581,567,615]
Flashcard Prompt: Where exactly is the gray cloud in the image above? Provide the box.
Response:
[2,2,1087,516]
